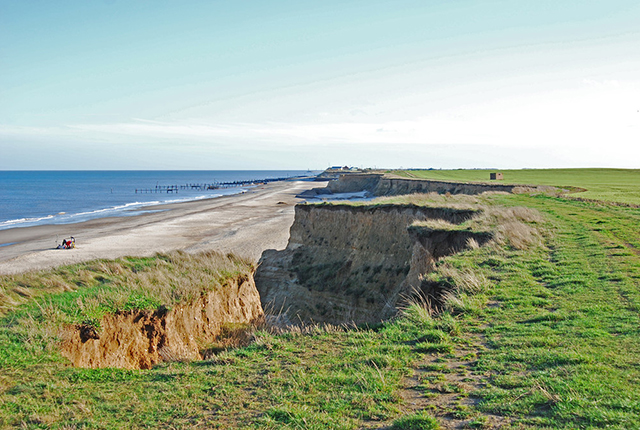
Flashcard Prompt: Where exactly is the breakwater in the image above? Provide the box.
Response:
[135,175,309,194]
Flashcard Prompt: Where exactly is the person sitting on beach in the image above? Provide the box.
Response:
[57,238,74,249]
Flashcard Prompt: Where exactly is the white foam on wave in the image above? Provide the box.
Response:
[0,187,249,231]
[0,214,56,228]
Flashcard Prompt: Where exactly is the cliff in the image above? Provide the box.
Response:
[327,173,516,196]
[255,204,490,325]
[60,273,263,369]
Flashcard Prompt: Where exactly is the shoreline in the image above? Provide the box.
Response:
[0,180,327,275]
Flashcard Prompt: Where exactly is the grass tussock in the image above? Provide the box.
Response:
[466,237,480,249]
[477,206,544,250]
[391,411,440,429]
[512,185,565,196]
[436,263,490,295]
[374,192,481,209]
[410,218,465,232]
[405,195,545,252]
[400,300,435,328]
[338,192,482,210]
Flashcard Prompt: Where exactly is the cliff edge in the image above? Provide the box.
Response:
[60,272,263,369]
[255,204,491,325]
[327,173,517,196]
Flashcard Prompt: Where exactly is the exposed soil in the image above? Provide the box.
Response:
[256,204,490,324]
[60,274,263,369]
[327,173,518,196]
[398,332,514,429]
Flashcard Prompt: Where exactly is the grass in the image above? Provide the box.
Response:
[2,184,640,428]
[0,298,420,428]
[391,411,440,429]
[393,168,640,205]
[422,192,640,428]
[0,250,252,324]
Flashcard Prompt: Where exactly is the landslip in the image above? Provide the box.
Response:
[255,203,491,324]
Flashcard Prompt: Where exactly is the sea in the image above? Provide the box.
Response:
[0,170,315,232]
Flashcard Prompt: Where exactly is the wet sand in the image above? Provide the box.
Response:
[0,180,326,275]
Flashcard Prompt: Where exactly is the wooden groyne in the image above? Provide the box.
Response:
[134,175,308,194]
[135,185,179,194]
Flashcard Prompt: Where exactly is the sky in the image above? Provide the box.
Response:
[1,0,639,170]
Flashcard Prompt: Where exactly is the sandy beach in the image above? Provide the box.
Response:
[0,180,326,275]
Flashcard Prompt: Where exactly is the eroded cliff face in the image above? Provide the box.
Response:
[255,204,490,325]
[327,173,516,196]
[60,274,263,369]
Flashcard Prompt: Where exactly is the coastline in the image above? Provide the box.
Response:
[0,180,326,275]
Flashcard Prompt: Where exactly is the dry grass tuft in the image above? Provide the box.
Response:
[478,206,545,250]
[496,221,541,250]
[437,263,490,295]
[400,298,435,326]
[200,322,259,358]
[411,218,460,231]
[158,345,191,363]
[492,206,545,224]
[345,192,482,210]
[466,237,480,249]
[373,193,545,252]
[441,290,464,313]
[512,185,563,197]
[259,302,347,337]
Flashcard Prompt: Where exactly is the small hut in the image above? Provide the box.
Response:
[490,172,503,180]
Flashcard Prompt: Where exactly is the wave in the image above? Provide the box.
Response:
[0,214,57,228]
[0,188,247,231]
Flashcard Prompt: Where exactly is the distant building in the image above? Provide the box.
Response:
[327,166,358,172]
[490,172,504,180]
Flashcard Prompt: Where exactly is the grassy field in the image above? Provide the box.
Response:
[393,168,640,205]
[2,188,640,428]
[435,193,640,428]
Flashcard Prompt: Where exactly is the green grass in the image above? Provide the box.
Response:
[2,189,640,428]
[0,298,423,428]
[0,251,252,325]
[391,411,440,429]
[394,168,640,205]
[433,192,640,428]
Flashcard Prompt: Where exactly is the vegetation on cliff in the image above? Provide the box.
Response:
[0,251,253,322]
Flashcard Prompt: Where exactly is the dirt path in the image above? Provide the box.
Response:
[397,329,513,429]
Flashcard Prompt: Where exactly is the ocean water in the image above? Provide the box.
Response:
[0,171,313,231]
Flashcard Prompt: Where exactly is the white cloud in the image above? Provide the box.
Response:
[2,79,639,168]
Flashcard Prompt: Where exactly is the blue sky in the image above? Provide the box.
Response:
[1,0,639,169]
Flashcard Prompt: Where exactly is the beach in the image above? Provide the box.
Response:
[0,180,326,275]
